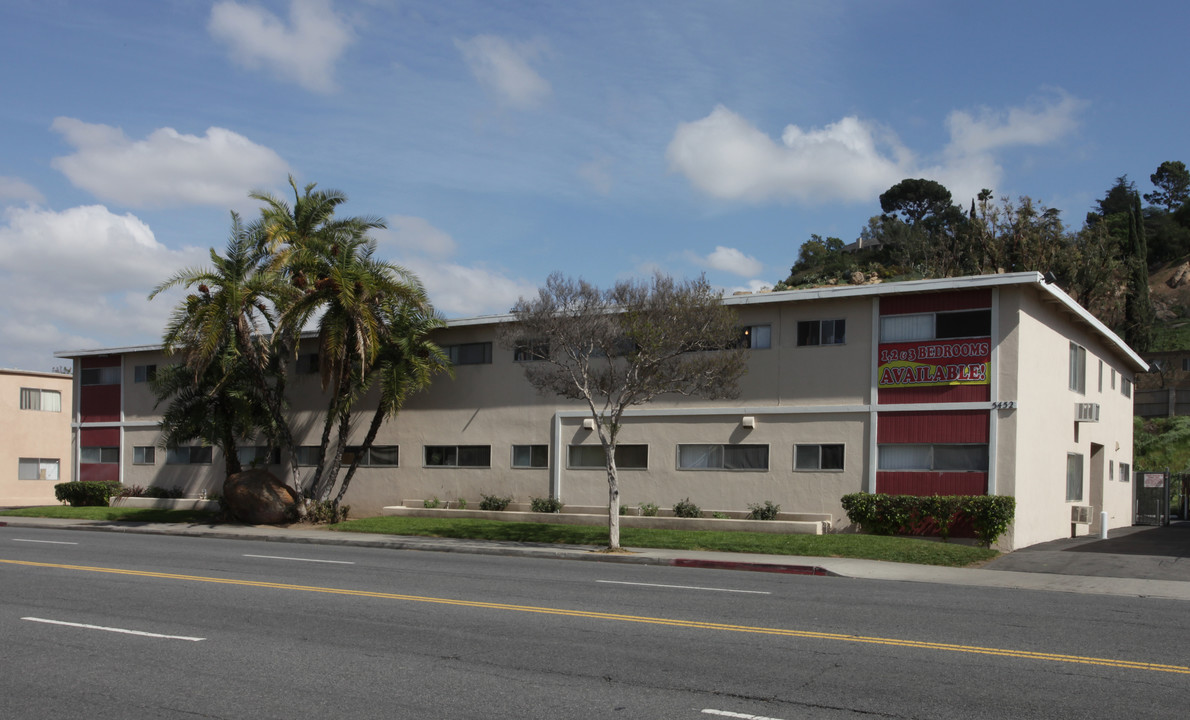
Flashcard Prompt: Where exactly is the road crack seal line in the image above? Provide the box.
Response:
[4,558,1188,676]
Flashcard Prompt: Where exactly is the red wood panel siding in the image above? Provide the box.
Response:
[878,384,989,405]
[79,464,119,483]
[80,385,120,423]
[81,427,120,446]
[880,289,992,316]
[81,356,120,368]
[878,410,989,444]
[876,472,987,496]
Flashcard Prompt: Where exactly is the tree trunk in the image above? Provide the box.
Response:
[334,403,385,507]
[605,443,620,550]
[307,400,337,499]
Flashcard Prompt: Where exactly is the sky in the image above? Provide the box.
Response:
[2,0,1188,372]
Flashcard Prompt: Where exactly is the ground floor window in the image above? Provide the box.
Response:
[133,446,156,465]
[1120,462,1131,483]
[237,446,282,467]
[425,445,491,467]
[568,444,648,469]
[293,446,320,466]
[18,458,59,480]
[878,444,988,472]
[81,446,119,464]
[166,446,213,465]
[795,444,845,471]
[512,445,548,468]
[677,444,768,470]
[1066,453,1084,502]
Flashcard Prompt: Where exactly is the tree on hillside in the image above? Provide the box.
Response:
[1144,161,1190,213]
[504,273,748,550]
[879,178,954,225]
[877,179,968,276]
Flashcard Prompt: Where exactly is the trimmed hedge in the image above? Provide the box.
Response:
[54,481,122,507]
[841,493,1015,548]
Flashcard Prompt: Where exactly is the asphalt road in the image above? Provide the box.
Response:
[2,526,1187,719]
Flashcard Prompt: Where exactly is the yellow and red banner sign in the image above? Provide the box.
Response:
[878,340,990,388]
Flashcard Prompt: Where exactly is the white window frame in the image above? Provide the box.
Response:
[1069,343,1086,394]
[18,458,60,481]
[81,446,119,464]
[1066,452,1084,502]
[19,387,61,412]
[878,444,989,472]
[133,446,156,465]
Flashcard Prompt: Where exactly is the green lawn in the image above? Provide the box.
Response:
[331,516,997,567]
[0,506,998,567]
[0,506,218,524]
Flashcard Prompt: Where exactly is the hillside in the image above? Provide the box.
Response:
[1149,258,1190,351]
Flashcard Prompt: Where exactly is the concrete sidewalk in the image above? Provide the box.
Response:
[2,515,1188,602]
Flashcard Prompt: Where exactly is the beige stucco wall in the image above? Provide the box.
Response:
[1004,290,1136,548]
[1,369,73,506]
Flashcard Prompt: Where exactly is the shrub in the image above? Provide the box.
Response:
[672,497,702,518]
[619,504,631,515]
[144,485,185,499]
[423,496,441,508]
[711,511,729,519]
[841,493,1016,547]
[118,485,146,498]
[54,481,121,507]
[306,500,349,524]
[530,496,563,513]
[456,498,467,510]
[638,502,660,517]
[479,494,512,511]
[746,500,781,521]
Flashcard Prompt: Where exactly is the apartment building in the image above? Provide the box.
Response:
[56,272,1147,549]
[1,368,73,506]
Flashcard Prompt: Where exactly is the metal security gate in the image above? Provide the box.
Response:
[1134,469,1169,526]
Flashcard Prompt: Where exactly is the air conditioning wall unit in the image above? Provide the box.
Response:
[1071,505,1093,524]
[1075,403,1100,422]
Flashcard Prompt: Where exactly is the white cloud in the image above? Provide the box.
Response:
[50,117,289,208]
[577,156,613,195]
[375,215,457,259]
[945,90,1085,157]
[209,0,354,93]
[372,215,536,317]
[669,92,1085,207]
[0,205,206,370]
[0,176,44,205]
[667,105,912,204]
[455,35,551,109]
[700,246,764,277]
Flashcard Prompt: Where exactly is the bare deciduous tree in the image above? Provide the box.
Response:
[504,272,748,549]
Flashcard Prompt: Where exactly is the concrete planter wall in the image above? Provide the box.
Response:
[113,497,221,512]
[384,503,827,535]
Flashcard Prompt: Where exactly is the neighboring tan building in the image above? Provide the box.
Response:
[55,272,1147,549]
[1,368,73,506]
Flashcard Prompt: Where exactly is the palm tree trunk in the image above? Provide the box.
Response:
[333,403,385,507]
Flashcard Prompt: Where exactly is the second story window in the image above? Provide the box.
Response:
[797,319,845,346]
[20,388,61,412]
[1069,343,1086,394]
[81,366,121,386]
[134,364,157,383]
[446,342,492,365]
[739,325,771,349]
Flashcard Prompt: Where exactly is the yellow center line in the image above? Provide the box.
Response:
[4,558,1187,675]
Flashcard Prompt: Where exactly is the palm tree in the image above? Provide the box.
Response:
[282,231,429,502]
[332,301,453,506]
[149,213,295,480]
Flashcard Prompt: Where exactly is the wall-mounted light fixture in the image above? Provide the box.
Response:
[583,418,596,430]
[741,416,756,429]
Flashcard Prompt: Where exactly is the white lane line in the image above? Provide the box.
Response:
[702,710,785,720]
[596,580,769,595]
[11,537,79,545]
[243,554,354,565]
[22,617,205,642]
